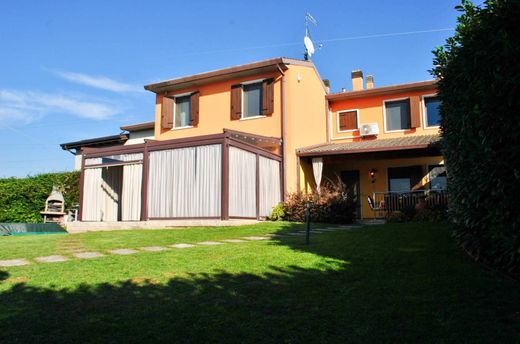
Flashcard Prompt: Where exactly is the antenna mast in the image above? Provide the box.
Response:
[304,13,318,60]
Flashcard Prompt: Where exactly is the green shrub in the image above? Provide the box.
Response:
[432,0,520,272]
[268,203,285,221]
[273,180,356,224]
[413,209,446,223]
[386,211,406,223]
[0,172,80,223]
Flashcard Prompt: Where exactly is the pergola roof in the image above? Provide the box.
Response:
[297,135,441,157]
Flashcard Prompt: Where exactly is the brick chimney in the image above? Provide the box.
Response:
[351,70,363,91]
[366,75,374,89]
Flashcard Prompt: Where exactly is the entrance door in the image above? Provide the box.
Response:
[341,170,361,219]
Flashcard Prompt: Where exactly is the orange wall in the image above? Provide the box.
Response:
[154,72,283,140]
[284,64,328,193]
[328,88,440,142]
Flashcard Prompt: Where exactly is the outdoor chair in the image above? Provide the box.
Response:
[367,196,385,219]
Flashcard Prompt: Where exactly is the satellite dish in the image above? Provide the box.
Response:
[304,36,315,57]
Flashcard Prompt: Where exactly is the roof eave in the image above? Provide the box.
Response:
[326,80,438,101]
[143,58,309,93]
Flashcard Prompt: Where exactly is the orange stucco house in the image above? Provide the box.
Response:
[73,57,444,223]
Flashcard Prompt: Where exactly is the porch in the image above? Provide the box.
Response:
[297,135,447,219]
[79,129,283,223]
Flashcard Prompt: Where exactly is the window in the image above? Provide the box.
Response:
[424,96,441,127]
[428,164,447,190]
[243,82,263,118]
[175,95,191,128]
[388,166,423,192]
[338,110,358,131]
[385,99,411,131]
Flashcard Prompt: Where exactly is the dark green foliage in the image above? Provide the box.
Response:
[0,172,80,223]
[431,0,520,271]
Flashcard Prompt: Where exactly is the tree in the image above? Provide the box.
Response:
[431,0,520,272]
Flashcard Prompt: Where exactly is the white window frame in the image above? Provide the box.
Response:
[383,97,412,133]
[172,92,194,130]
[422,94,441,129]
[240,79,266,120]
[336,109,360,133]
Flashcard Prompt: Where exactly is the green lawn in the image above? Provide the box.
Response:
[0,222,518,343]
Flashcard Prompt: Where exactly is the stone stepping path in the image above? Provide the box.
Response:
[170,243,196,249]
[0,259,31,267]
[73,252,104,259]
[221,239,247,243]
[242,236,269,241]
[0,226,357,268]
[109,248,139,255]
[35,255,68,263]
[140,246,168,252]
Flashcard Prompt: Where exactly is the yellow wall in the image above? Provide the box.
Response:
[154,72,283,140]
[329,89,440,142]
[284,65,328,193]
[300,155,444,219]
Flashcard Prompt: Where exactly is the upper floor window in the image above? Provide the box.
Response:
[243,82,263,118]
[161,91,199,130]
[385,99,411,131]
[338,110,358,132]
[230,79,274,120]
[175,95,191,128]
[423,96,441,127]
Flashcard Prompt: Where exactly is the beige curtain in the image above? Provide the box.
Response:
[312,157,323,194]
[259,157,281,217]
[147,144,221,218]
[82,168,103,221]
[100,166,122,221]
[229,147,256,217]
[121,163,143,221]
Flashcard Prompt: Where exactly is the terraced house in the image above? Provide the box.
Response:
[71,57,445,224]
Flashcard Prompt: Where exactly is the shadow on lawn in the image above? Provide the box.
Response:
[0,223,519,343]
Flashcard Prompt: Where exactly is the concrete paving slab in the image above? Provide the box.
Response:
[140,246,168,252]
[170,243,196,248]
[242,236,269,241]
[286,232,306,236]
[0,259,30,267]
[35,255,68,263]
[108,248,139,255]
[73,252,104,259]
[197,241,224,245]
[221,239,247,243]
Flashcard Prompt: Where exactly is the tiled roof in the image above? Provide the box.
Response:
[297,135,441,156]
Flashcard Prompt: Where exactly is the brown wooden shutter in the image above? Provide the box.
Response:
[410,96,421,128]
[190,91,200,126]
[339,111,358,131]
[161,96,174,129]
[262,78,274,116]
[230,84,242,120]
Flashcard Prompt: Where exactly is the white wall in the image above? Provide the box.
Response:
[125,129,154,145]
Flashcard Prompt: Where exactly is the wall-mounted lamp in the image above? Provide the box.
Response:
[369,169,377,183]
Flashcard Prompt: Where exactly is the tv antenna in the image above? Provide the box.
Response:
[304,13,320,60]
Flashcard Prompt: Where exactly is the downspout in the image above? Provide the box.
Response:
[325,97,331,143]
[278,64,287,201]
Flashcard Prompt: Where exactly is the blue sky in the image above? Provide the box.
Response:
[0,0,466,177]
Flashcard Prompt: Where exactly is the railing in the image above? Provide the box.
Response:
[371,190,449,215]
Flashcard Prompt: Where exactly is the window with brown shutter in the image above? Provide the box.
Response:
[230,84,242,120]
[262,78,274,116]
[410,96,421,128]
[161,96,174,129]
[190,91,199,126]
[338,110,358,131]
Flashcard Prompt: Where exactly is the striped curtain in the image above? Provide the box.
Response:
[229,147,256,217]
[259,157,281,217]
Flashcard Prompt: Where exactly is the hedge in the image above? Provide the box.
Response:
[432,0,520,272]
[0,172,80,223]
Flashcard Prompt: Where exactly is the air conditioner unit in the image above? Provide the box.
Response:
[359,123,379,137]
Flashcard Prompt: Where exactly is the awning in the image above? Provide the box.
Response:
[297,135,441,157]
